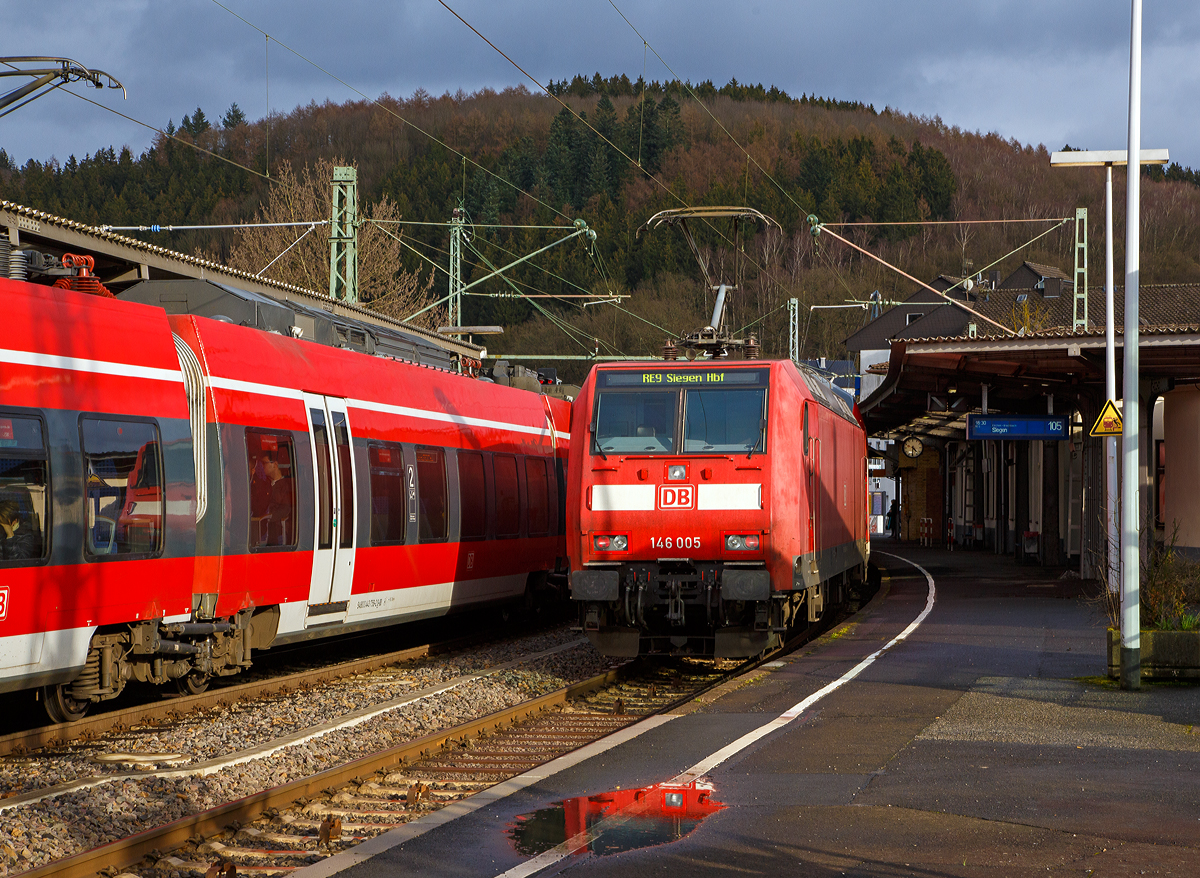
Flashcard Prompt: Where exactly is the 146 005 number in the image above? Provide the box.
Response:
[650,536,700,550]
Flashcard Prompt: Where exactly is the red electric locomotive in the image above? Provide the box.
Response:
[566,359,868,657]
[0,273,570,722]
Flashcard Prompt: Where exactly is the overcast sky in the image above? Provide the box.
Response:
[3,1,1198,175]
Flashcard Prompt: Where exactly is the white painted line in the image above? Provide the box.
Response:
[289,714,678,878]
[495,552,936,878]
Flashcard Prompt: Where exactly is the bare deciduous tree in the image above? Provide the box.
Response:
[227,158,440,328]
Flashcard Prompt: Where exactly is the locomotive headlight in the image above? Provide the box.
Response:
[667,465,687,480]
[725,534,761,551]
[594,534,628,551]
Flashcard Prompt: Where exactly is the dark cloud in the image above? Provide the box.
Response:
[3,1,1198,172]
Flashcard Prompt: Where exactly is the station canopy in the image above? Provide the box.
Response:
[860,284,1200,442]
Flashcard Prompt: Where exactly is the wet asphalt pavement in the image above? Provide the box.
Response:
[309,545,1200,877]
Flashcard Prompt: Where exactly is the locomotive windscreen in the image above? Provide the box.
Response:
[592,368,768,455]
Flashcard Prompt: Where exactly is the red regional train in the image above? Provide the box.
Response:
[0,272,570,722]
[566,359,868,657]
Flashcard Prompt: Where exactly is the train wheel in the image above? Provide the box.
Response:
[42,684,90,724]
[175,672,211,696]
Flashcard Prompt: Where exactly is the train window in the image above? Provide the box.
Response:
[368,444,406,545]
[81,418,164,558]
[310,408,334,550]
[494,454,520,538]
[416,447,447,542]
[246,430,297,549]
[0,413,49,565]
[332,412,354,550]
[682,388,767,454]
[525,457,550,536]
[458,451,487,541]
[593,391,678,454]
[803,405,810,455]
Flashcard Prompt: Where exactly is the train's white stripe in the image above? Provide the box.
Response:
[2,345,568,443]
[698,483,762,510]
[590,483,761,511]
[591,484,656,511]
[0,346,183,384]
[202,376,570,442]
[206,375,307,401]
[347,397,572,442]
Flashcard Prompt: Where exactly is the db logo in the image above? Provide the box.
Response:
[657,485,695,510]
[0,587,8,621]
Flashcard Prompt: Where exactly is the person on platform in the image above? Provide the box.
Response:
[887,499,900,540]
[0,498,40,560]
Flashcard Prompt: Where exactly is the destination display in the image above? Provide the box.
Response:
[966,414,1068,441]
[598,368,768,388]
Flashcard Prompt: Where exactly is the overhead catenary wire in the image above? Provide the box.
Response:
[211,0,574,226]
[812,221,1026,337]
[603,0,1077,331]
[100,220,328,232]
[56,86,277,184]
[824,218,1072,226]
[433,0,772,281]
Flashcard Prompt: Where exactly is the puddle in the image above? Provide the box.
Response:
[507,779,725,858]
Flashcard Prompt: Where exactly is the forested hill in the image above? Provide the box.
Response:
[3,76,1200,375]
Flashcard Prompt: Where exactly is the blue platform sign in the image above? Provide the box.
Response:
[966,414,1068,440]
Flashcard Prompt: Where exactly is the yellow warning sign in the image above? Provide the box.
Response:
[1090,399,1123,437]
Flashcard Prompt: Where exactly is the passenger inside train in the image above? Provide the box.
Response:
[0,498,40,560]
[248,434,296,548]
[0,413,49,564]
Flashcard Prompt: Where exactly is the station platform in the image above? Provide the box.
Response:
[301,546,1200,877]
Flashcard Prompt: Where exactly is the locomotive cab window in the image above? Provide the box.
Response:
[247,430,297,549]
[416,447,447,543]
[593,391,677,454]
[0,413,49,565]
[82,418,164,558]
[368,443,406,545]
[592,368,768,455]
[682,388,767,454]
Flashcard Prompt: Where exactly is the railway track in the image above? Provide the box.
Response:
[17,657,744,878]
[0,637,476,759]
[7,595,867,878]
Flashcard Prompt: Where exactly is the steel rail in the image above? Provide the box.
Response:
[16,597,871,877]
[18,669,627,878]
[1,632,488,757]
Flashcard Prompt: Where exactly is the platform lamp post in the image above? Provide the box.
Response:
[1048,147,1168,605]
[1122,0,1144,690]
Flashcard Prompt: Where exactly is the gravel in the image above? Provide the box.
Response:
[0,625,621,874]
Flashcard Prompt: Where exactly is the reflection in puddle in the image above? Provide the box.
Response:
[507,779,725,858]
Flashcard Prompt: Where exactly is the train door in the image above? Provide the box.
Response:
[302,393,358,617]
[803,402,820,556]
